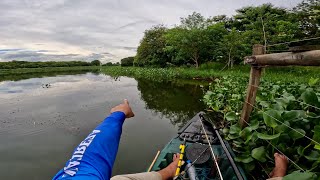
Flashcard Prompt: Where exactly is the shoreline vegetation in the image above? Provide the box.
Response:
[0,66,101,82]
[1,64,319,83]
[0,0,319,179]
[0,66,101,76]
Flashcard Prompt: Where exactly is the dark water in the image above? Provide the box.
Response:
[0,71,205,180]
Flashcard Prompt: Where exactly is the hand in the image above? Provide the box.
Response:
[110,99,134,118]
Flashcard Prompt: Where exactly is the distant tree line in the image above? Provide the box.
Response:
[120,57,134,66]
[131,0,319,68]
[102,62,120,66]
[0,60,102,69]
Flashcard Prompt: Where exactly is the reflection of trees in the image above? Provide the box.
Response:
[136,79,205,127]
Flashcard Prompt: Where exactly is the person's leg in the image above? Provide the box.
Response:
[267,153,288,180]
[111,153,179,180]
[157,153,179,179]
[111,172,162,180]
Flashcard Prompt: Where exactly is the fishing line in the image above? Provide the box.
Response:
[293,99,320,111]
[199,119,224,180]
[241,118,305,172]
[177,146,209,179]
[267,37,320,47]
[245,100,320,146]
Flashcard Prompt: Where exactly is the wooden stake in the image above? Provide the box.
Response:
[240,45,264,128]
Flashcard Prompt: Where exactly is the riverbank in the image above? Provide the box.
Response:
[101,66,320,83]
[1,65,319,83]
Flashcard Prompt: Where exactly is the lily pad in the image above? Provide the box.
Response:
[257,132,281,140]
[305,150,320,161]
[259,101,270,108]
[282,110,304,121]
[297,146,304,156]
[243,162,255,171]
[275,121,290,133]
[301,89,319,107]
[270,103,284,111]
[225,112,237,121]
[229,124,241,134]
[279,133,290,143]
[275,98,289,108]
[249,120,259,130]
[308,77,319,86]
[240,127,252,139]
[263,110,281,128]
[228,134,240,140]
[312,125,320,144]
[244,133,253,145]
[222,128,229,134]
[283,171,317,180]
[251,146,267,162]
[289,128,306,140]
[282,92,296,101]
[234,155,254,163]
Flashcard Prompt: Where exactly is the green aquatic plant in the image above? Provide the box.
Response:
[203,76,320,179]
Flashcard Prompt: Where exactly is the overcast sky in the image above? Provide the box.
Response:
[0,0,301,63]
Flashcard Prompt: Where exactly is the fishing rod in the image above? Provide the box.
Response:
[199,114,244,180]
[177,146,209,179]
[199,117,224,180]
[175,138,186,177]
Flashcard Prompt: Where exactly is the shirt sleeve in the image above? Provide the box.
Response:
[53,111,126,180]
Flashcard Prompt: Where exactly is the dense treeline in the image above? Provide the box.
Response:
[0,60,101,69]
[120,57,134,66]
[102,62,120,66]
[134,0,320,68]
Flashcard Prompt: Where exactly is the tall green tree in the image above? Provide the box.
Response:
[165,27,212,68]
[294,0,320,38]
[220,29,249,68]
[91,60,101,66]
[121,57,134,66]
[134,25,168,67]
[180,12,212,29]
[165,12,223,68]
[231,4,298,47]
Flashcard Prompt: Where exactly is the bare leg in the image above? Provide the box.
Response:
[158,153,180,180]
[269,153,288,178]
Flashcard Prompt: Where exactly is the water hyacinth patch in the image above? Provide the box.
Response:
[203,76,320,179]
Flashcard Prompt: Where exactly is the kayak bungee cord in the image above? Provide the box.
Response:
[199,118,224,180]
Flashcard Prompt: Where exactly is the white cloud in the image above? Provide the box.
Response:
[0,0,301,63]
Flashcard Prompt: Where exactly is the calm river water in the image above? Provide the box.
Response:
[0,71,205,180]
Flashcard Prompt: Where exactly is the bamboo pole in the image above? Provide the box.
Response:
[245,50,320,66]
[240,45,264,128]
[147,150,160,172]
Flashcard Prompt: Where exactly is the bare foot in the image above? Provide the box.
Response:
[158,153,180,180]
[269,153,288,178]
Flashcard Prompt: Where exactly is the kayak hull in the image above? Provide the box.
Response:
[148,112,247,180]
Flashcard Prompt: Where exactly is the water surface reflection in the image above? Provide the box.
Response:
[0,72,205,179]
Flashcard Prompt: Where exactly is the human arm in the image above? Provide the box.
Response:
[53,99,134,180]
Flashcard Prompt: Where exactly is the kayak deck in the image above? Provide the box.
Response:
[148,112,247,180]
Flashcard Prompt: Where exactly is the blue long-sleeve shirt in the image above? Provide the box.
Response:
[53,111,126,180]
